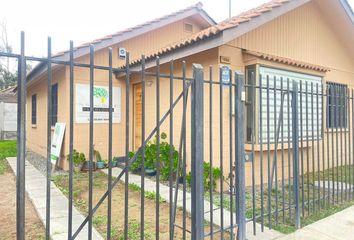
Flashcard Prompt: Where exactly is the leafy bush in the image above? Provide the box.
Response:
[186,162,223,191]
[68,149,86,166]
[129,132,179,181]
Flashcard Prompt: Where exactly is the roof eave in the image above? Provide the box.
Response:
[26,4,216,84]
[340,0,354,24]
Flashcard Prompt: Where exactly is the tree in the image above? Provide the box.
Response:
[0,20,16,90]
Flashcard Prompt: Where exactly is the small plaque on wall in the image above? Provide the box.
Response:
[220,56,231,64]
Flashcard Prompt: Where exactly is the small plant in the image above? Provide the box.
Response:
[94,149,102,162]
[67,150,86,171]
[129,132,179,181]
[186,162,223,191]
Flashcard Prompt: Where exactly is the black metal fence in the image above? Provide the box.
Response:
[1,32,353,240]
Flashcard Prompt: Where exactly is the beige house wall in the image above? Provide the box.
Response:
[26,1,354,188]
[220,1,354,186]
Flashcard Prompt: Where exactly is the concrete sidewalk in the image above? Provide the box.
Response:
[7,157,103,240]
[275,205,354,240]
[102,167,284,240]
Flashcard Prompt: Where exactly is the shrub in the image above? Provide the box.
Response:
[68,149,86,166]
[129,132,179,181]
[186,162,222,191]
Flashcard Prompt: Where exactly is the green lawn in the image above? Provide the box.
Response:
[0,140,17,175]
[207,164,354,234]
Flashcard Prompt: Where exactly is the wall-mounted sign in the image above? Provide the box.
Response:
[51,123,66,162]
[75,84,121,123]
[221,65,231,85]
[220,56,231,64]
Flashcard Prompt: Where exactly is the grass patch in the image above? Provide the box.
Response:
[128,183,166,203]
[207,164,354,234]
[0,140,17,175]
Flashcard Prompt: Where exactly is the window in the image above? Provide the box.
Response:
[184,23,193,32]
[258,66,323,143]
[51,84,58,126]
[327,82,347,129]
[31,94,37,125]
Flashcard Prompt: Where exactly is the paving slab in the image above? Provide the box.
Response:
[7,157,103,240]
[103,167,284,240]
[276,205,354,240]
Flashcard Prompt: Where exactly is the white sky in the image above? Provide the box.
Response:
[1,0,354,58]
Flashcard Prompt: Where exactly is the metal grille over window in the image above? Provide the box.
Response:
[258,67,323,143]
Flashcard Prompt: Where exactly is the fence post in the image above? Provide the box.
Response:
[291,81,301,229]
[235,72,246,240]
[17,31,26,240]
[191,64,204,240]
[0,101,4,140]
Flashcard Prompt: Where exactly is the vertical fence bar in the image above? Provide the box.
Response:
[292,81,301,229]
[107,47,113,240]
[326,84,330,206]
[348,88,351,200]
[235,72,246,240]
[287,78,291,220]
[305,82,310,212]
[266,76,271,229]
[169,60,174,240]
[281,78,285,223]
[229,69,234,239]
[352,89,354,200]
[182,61,187,239]
[340,86,344,203]
[155,57,160,240]
[219,67,224,238]
[351,89,354,198]
[191,64,204,240]
[316,83,321,208]
[68,40,74,239]
[140,55,146,240]
[259,74,264,231]
[124,52,130,240]
[209,66,214,239]
[321,84,325,208]
[88,44,94,240]
[311,82,315,211]
[251,72,256,234]
[17,31,26,240]
[300,81,305,216]
[344,88,348,200]
[335,85,339,203]
[46,36,53,240]
[331,85,335,204]
[274,76,279,225]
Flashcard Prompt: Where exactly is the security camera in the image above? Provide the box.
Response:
[119,48,126,60]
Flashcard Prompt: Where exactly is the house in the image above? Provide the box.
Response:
[26,0,354,186]
[0,86,17,140]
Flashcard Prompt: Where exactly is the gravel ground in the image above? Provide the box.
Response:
[26,150,67,177]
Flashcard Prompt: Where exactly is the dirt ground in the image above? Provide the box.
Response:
[0,173,45,240]
[54,172,231,240]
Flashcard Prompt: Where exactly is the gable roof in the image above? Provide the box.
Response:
[0,86,17,103]
[27,2,216,83]
[129,0,354,70]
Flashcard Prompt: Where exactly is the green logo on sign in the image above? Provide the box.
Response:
[94,87,108,103]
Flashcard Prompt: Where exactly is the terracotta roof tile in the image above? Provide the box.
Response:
[244,50,330,72]
[130,0,291,64]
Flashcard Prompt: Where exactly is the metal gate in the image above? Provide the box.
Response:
[1,32,353,240]
[0,32,248,240]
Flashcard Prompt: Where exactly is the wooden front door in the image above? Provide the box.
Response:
[134,83,142,149]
